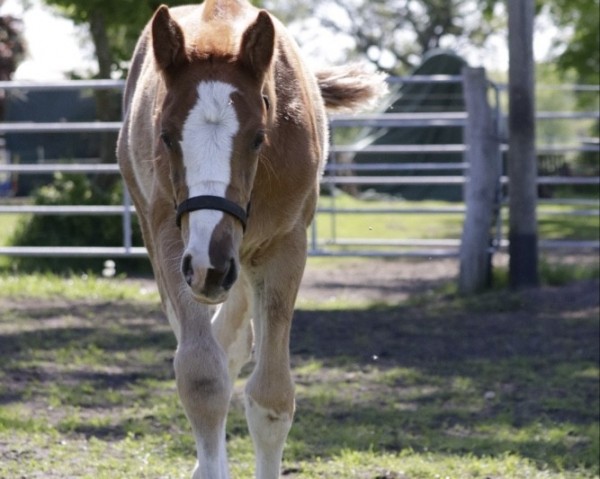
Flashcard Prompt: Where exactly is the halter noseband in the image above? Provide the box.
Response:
[176,195,249,231]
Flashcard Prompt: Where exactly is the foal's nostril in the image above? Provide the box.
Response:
[221,258,237,291]
[205,258,237,293]
[182,254,193,286]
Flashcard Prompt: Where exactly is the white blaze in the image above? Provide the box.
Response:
[180,81,239,268]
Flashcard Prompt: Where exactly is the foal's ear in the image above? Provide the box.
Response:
[239,11,275,82]
[152,5,187,72]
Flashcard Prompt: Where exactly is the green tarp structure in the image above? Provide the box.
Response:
[351,50,467,201]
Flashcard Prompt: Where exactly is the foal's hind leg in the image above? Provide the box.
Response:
[244,229,307,479]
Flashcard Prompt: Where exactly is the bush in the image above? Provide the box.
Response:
[9,173,151,275]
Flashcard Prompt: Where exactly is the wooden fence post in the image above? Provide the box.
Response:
[459,66,501,294]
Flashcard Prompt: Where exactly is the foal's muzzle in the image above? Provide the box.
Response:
[176,194,248,303]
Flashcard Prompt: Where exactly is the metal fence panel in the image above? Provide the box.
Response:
[0,78,598,260]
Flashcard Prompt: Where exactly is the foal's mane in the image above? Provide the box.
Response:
[201,0,245,20]
[183,0,256,62]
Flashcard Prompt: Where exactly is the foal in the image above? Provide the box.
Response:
[117,1,386,477]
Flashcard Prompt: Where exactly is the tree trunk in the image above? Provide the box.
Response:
[88,10,119,189]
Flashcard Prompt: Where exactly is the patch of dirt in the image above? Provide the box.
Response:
[299,257,458,304]
[119,256,460,306]
[298,253,600,311]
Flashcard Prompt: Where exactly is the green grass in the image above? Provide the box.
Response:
[0,272,598,478]
[315,195,466,240]
[0,272,159,302]
[484,256,600,293]
[538,259,600,286]
[312,193,599,254]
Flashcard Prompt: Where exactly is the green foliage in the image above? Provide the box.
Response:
[273,0,502,75]
[542,0,600,85]
[38,0,600,88]
[8,173,150,274]
[42,0,193,76]
[0,15,27,80]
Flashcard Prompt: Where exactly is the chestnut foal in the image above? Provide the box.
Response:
[117,1,386,477]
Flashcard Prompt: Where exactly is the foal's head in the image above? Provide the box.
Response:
[151,6,274,303]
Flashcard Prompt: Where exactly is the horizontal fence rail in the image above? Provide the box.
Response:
[0,205,135,215]
[0,79,125,91]
[0,77,598,259]
[0,122,122,134]
[0,246,148,257]
[330,112,467,128]
[0,163,120,173]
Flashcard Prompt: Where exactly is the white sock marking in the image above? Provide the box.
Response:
[245,396,292,479]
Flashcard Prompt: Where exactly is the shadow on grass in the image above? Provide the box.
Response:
[288,280,599,472]
[0,302,175,409]
[0,280,598,474]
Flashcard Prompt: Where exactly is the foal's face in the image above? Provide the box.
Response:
[159,67,268,303]
[152,6,274,303]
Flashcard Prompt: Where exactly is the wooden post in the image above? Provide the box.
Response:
[459,67,500,294]
[508,0,539,288]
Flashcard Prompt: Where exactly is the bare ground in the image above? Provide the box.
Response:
[300,253,600,308]
[299,257,460,304]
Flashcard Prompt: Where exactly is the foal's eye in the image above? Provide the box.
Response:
[252,131,266,150]
[160,131,174,150]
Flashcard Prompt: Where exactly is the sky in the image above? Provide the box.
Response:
[0,0,95,80]
[0,0,562,81]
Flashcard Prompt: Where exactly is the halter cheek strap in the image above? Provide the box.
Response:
[176,195,249,231]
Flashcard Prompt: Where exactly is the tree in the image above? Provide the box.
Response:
[542,0,599,85]
[265,0,503,75]
[0,13,26,119]
[41,0,186,78]
[40,0,190,169]
[0,14,25,80]
[479,0,599,85]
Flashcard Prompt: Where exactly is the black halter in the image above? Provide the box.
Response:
[175,195,249,231]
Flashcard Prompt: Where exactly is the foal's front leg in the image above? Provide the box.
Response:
[174,307,232,479]
[244,229,307,479]
[152,223,232,479]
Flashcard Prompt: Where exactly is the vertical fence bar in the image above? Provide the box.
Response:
[328,125,338,246]
[310,217,318,253]
[122,183,132,253]
[491,81,505,251]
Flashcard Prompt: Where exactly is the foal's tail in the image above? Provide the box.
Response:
[316,64,388,113]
